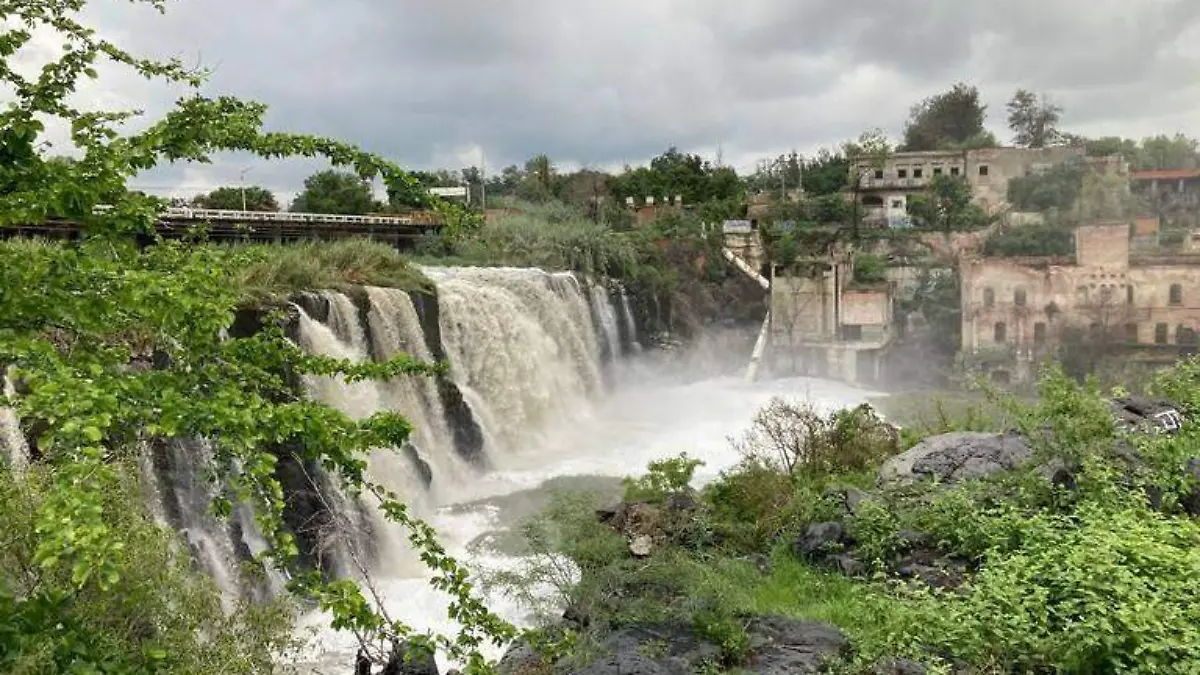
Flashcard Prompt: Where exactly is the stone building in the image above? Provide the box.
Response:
[1132,169,1200,230]
[850,146,1086,227]
[767,250,894,384]
[960,223,1200,382]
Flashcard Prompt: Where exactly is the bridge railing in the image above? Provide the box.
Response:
[158,207,422,226]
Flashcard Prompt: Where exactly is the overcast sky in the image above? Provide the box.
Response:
[18,0,1200,202]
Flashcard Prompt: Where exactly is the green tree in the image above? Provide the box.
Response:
[801,149,849,196]
[1006,89,1063,148]
[908,175,991,233]
[193,185,280,211]
[902,82,989,151]
[291,169,379,214]
[1006,158,1086,212]
[0,0,506,671]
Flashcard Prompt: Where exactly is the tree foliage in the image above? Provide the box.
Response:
[902,83,989,151]
[611,147,743,206]
[290,169,381,214]
[193,185,280,211]
[907,175,991,232]
[1006,158,1086,212]
[982,222,1075,257]
[1006,89,1063,148]
[0,1,506,671]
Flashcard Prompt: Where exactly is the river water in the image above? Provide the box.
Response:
[293,359,878,672]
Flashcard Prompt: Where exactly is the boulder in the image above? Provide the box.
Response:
[380,640,438,675]
[494,641,547,675]
[878,432,1033,487]
[569,623,718,675]
[1110,396,1183,434]
[823,485,874,517]
[630,535,654,558]
[744,616,849,674]
[791,522,849,562]
[872,658,928,675]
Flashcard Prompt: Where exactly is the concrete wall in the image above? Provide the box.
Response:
[963,146,1084,210]
[842,289,890,326]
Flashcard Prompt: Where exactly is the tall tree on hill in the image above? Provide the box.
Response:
[290,170,378,214]
[1006,89,1063,148]
[193,186,279,211]
[902,82,989,151]
[801,149,849,196]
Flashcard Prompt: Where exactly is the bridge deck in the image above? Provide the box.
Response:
[2,213,442,248]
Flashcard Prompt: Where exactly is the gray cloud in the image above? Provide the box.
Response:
[33,0,1200,195]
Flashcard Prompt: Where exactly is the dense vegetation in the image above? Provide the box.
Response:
[0,2,515,672]
[496,364,1200,673]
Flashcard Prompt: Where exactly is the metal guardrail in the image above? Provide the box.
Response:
[158,207,421,226]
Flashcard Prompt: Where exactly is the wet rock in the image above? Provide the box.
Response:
[570,623,717,675]
[896,530,931,552]
[1110,396,1183,434]
[791,522,848,562]
[665,489,699,512]
[380,640,438,675]
[894,547,969,591]
[878,432,1033,488]
[830,553,865,577]
[744,616,849,674]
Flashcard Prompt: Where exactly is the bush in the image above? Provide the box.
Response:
[622,453,703,503]
[981,222,1075,257]
[732,399,899,478]
[853,254,887,285]
[232,239,432,301]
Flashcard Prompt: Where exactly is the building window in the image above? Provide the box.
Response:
[1014,288,1027,307]
[913,168,924,179]
[978,165,989,177]
[841,324,863,341]
[1034,322,1047,344]
[933,167,943,176]
[1178,325,1198,345]
[991,370,1011,385]
[1156,323,1169,344]
[983,287,995,308]
[891,199,904,209]
[994,322,1007,342]
[1089,323,1103,342]
[1170,284,1182,306]
[950,167,960,176]
[897,168,907,178]
[1127,285,1134,305]
[1125,323,1139,344]
[874,169,884,180]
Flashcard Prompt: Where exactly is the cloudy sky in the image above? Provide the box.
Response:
[16,0,1200,203]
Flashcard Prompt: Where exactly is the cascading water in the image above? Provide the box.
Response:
[1,374,28,473]
[419,266,606,455]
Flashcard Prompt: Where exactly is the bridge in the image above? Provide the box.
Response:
[2,207,442,248]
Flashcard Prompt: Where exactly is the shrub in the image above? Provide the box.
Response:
[733,399,899,478]
[622,453,703,503]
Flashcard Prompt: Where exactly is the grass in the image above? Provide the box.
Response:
[229,239,433,302]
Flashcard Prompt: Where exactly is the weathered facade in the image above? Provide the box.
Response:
[961,223,1200,382]
[767,252,894,384]
[1132,169,1200,230]
[851,146,1087,225]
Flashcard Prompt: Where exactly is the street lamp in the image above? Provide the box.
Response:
[238,166,252,211]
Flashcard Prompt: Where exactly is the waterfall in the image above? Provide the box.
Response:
[589,284,623,363]
[1,375,28,473]
[419,266,606,454]
[617,289,642,353]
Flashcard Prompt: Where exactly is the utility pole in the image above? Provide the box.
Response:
[479,148,487,211]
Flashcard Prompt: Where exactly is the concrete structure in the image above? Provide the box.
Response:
[721,220,765,275]
[960,223,1200,382]
[1132,169,1200,230]
[850,146,1086,226]
[767,251,895,384]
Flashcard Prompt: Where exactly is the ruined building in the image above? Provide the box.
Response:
[766,248,894,384]
[850,146,1087,228]
[960,223,1200,382]
[1132,169,1200,230]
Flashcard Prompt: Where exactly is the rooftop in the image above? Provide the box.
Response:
[1131,169,1200,181]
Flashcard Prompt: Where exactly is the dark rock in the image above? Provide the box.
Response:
[495,641,546,675]
[381,640,438,675]
[878,432,1033,488]
[894,547,969,591]
[830,553,866,577]
[873,658,928,675]
[355,649,372,675]
[563,603,589,628]
[569,624,717,675]
[1110,396,1183,434]
[791,522,847,562]
[895,530,930,552]
[744,616,848,674]
[665,489,699,512]
[823,485,873,516]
